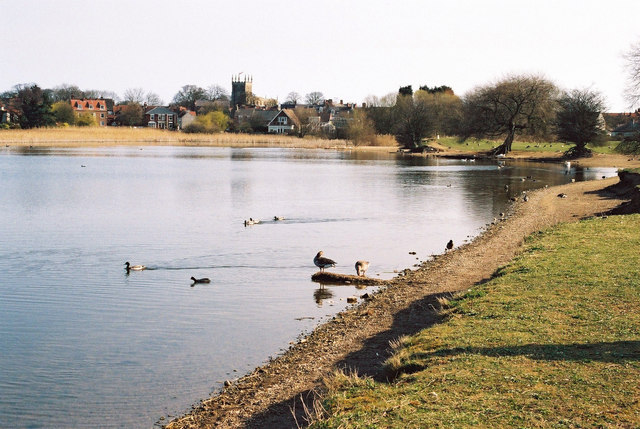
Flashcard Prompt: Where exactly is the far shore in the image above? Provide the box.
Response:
[2,127,639,169]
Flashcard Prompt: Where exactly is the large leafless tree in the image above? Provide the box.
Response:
[624,40,640,109]
[461,74,558,155]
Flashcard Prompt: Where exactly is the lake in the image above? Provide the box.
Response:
[0,146,616,428]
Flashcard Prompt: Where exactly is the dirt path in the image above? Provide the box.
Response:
[166,177,629,429]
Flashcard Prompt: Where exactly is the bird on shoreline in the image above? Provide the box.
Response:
[446,240,454,251]
[124,262,146,271]
[355,260,369,276]
[190,276,211,284]
[314,251,336,272]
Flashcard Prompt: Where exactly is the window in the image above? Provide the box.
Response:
[150,114,155,120]
[100,113,105,118]
[159,114,165,121]
[278,116,287,124]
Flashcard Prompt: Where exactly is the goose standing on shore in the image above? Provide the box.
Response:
[355,260,369,276]
[124,262,146,271]
[314,251,336,272]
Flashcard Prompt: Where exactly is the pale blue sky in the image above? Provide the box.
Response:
[2,0,639,111]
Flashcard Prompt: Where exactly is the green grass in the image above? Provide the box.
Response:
[435,136,620,155]
[312,215,640,428]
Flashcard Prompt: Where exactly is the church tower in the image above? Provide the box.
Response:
[231,74,253,108]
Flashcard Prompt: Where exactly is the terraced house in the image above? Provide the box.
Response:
[70,98,108,126]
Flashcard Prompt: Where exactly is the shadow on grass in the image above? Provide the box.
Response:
[391,340,640,378]
[244,290,450,428]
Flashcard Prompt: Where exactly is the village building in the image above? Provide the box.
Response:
[178,109,197,129]
[70,98,108,126]
[145,106,178,130]
[267,109,301,134]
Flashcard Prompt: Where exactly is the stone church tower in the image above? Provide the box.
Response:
[231,75,253,108]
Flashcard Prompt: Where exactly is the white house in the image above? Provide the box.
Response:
[267,109,301,134]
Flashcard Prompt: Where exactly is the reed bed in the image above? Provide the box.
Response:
[0,127,361,149]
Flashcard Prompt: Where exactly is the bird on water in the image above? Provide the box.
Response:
[314,251,336,272]
[355,260,369,276]
[124,262,146,271]
[190,276,211,284]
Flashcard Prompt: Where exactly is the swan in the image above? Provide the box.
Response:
[125,262,146,271]
[314,251,336,272]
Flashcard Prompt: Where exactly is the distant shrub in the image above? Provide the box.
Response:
[182,111,229,134]
[76,112,96,127]
[182,122,207,134]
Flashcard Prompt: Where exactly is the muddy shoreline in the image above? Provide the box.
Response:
[165,172,631,428]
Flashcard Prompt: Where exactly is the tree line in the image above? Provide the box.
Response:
[3,41,639,155]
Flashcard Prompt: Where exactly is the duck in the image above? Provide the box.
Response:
[190,276,211,284]
[355,260,370,276]
[244,218,260,226]
[314,251,336,272]
[273,216,285,221]
[446,239,454,251]
[124,262,146,271]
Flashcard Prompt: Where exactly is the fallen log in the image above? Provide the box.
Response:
[311,271,388,285]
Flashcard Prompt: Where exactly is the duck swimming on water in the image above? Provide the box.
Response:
[125,262,146,271]
[190,276,211,284]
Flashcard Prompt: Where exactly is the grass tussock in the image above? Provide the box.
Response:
[0,126,356,149]
[311,215,640,428]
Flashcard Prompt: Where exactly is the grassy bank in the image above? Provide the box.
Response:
[436,136,620,155]
[311,215,640,428]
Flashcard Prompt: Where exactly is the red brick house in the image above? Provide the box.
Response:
[70,98,108,126]
[145,106,178,130]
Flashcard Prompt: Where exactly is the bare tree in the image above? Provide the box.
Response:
[285,91,301,104]
[461,74,558,155]
[206,84,229,101]
[51,83,82,101]
[624,40,640,109]
[172,85,206,110]
[392,93,434,149]
[144,92,163,106]
[415,90,462,137]
[123,88,146,104]
[304,91,325,106]
[556,88,607,158]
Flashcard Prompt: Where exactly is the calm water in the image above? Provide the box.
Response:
[0,146,616,428]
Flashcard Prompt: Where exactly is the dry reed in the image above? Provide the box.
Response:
[0,127,397,150]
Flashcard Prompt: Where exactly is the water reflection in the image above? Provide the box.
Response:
[313,286,334,306]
